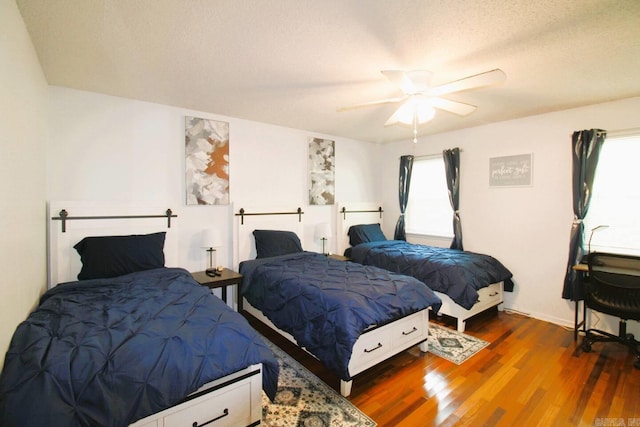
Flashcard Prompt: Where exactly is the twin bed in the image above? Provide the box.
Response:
[337,203,514,332]
[233,209,442,397]
[0,203,278,427]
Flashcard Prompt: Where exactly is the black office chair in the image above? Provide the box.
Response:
[581,252,640,369]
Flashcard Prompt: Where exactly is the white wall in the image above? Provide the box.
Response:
[33,85,640,340]
[46,87,380,272]
[0,0,48,367]
[380,97,640,335]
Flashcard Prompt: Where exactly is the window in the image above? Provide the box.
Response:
[584,133,640,256]
[405,156,453,237]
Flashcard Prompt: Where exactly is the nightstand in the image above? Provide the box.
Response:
[192,268,243,311]
[328,254,351,261]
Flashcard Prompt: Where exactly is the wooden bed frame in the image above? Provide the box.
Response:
[336,202,504,333]
[233,206,430,397]
[47,201,263,427]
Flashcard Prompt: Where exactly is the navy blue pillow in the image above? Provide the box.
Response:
[348,224,388,246]
[253,230,303,258]
[74,232,166,280]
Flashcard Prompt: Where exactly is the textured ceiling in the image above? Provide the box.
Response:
[16,0,640,143]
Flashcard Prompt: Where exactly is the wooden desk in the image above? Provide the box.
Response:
[573,263,587,272]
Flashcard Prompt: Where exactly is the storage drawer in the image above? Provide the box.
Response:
[164,381,251,427]
[473,282,503,311]
[392,311,428,349]
[351,327,393,368]
[129,365,261,427]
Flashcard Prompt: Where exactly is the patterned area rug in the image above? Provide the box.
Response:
[262,338,376,427]
[428,323,490,364]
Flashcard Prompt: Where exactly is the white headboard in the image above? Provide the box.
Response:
[233,205,305,269]
[336,202,384,255]
[47,201,180,287]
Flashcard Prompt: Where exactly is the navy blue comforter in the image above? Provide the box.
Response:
[347,241,514,310]
[240,252,442,381]
[0,268,278,427]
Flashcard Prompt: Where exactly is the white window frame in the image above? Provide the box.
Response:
[405,155,454,238]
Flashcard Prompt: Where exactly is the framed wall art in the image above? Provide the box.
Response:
[308,137,335,205]
[489,153,533,187]
[185,116,230,205]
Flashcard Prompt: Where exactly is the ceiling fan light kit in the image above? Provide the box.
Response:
[384,96,435,126]
[385,96,436,143]
[339,68,506,143]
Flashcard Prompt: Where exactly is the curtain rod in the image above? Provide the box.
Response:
[607,127,640,138]
[405,149,464,160]
[413,153,442,160]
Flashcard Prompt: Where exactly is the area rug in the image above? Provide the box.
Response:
[428,323,490,364]
[261,338,377,427]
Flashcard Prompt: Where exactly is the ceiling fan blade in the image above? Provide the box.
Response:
[428,69,506,97]
[431,97,477,116]
[337,96,406,112]
[381,70,414,94]
[404,70,432,92]
[384,105,409,126]
[382,70,433,94]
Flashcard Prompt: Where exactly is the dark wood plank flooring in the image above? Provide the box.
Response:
[245,308,640,426]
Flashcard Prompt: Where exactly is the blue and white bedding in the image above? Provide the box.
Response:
[0,267,279,427]
[346,240,514,310]
[239,252,442,381]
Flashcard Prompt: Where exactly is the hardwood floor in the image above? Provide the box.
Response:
[246,308,640,426]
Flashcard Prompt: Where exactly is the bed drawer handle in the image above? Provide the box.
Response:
[489,291,499,297]
[364,342,383,353]
[402,326,418,336]
[193,408,229,427]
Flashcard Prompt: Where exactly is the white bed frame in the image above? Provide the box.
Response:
[47,201,262,427]
[233,206,430,397]
[336,202,504,333]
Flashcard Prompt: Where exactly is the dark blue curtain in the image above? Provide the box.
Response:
[394,155,414,240]
[562,129,606,300]
[443,148,463,250]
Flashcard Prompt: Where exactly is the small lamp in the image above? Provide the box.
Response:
[200,228,222,270]
[314,223,331,255]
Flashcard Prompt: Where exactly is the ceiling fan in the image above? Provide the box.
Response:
[338,68,506,142]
